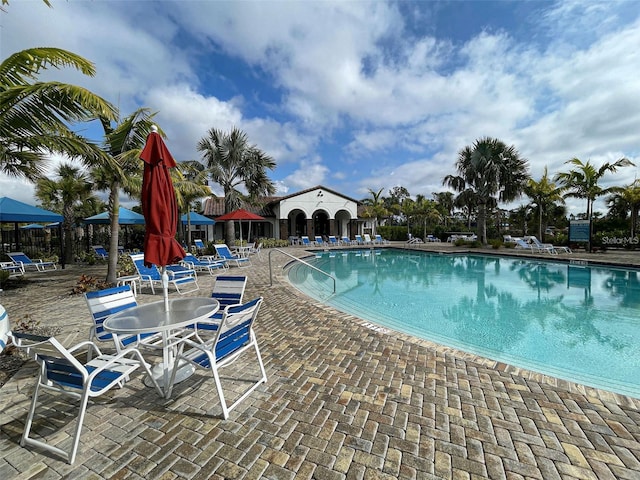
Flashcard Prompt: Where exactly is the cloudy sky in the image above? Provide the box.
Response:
[2,0,639,215]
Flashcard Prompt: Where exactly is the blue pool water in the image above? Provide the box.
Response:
[287,249,640,398]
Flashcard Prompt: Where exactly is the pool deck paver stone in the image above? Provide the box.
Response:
[0,243,639,479]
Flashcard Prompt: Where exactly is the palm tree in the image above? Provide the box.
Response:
[360,188,389,236]
[172,160,212,246]
[1,47,116,180]
[90,109,159,283]
[412,194,442,239]
[197,127,276,245]
[554,157,634,250]
[35,163,98,262]
[606,180,640,238]
[443,137,529,245]
[432,191,455,227]
[523,167,565,240]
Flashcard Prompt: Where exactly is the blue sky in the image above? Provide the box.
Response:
[2,1,640,216]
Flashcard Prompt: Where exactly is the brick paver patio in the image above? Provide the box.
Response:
[1,244,639,479]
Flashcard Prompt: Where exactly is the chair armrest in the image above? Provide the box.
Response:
[67,340,103,358]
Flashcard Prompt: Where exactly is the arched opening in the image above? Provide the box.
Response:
[288,210,307,237]
[313,210,330,237]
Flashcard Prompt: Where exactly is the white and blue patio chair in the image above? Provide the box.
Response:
[328,236,340,247]
[130,253,199,294]
[8,331,161,464]
[185,275,248,343]
[341,236,356,246]
[84,285,162,359]
[354,234,365,245]
[374,234,390,245]
[91,245,108,259]
[0,304,8,354]
[181,253,228,275]
[171,297,267,418]
[213,244,251,267]
[7,251,57,272]
[300,236,312,247]
[193,238,206,253]
[314,236,326,247]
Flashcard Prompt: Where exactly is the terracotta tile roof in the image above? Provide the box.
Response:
[202,197,276,218]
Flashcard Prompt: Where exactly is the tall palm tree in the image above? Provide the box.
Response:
[197,127,276,245]
[35,163,98,262]
[90,109,159,282]
[524,167,565,240]
[172,160,212,246]
[554,157,634,250]
[443,137,529,245]
[1,47,116,180]
[606,180,640,238]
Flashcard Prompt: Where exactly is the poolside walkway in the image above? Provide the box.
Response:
[1,243,639,479]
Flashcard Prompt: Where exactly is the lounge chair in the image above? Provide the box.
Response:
[84,285,162,359]
[172,297,267,419]
[374,234,390,244]
[130,253,199,294]
[314,236,326,247]
[328,236,340,247]
[8,331,161,464]
[406,237,423,244]
[7,251,56,272]
[1,261,24,278]
[181,253,228,275]
[301,236,312,247]
[354,235,365,245]
[341,236,356,246]
[214,244,251,267]
[426,235,440,242]
[363,234,373,244]
[91,245,108,259]
[514,238,554,253]
[529,236,572,254]
[186,275,247,343]
[193,238,206,253]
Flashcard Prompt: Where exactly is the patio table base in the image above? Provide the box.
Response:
[145,360,195,390]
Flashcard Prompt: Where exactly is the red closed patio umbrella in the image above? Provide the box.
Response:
[140,125,186,310]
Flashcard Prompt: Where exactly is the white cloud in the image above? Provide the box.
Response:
[2,0,640,218]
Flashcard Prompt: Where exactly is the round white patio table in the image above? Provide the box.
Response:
[103,297,219,398]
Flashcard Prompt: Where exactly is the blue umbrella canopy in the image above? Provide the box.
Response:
[20,223,44,229]
[84,207,145,225]
[181,212,215,225]
[0,197,63,223]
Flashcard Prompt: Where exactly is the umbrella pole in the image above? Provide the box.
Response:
[161,266,169,312]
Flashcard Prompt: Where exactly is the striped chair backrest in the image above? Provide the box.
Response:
[130,253,162,280]
[0,304,8,353]
[214,297,262,361]
[211,276,247,308]
[84,285,137,342]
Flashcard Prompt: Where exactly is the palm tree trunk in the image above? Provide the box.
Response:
[478,203,487,244]
[106,184,120,283]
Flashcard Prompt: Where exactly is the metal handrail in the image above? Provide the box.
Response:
[268,248,336,294]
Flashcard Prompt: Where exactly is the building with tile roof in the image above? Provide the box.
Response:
[202,185,363,242]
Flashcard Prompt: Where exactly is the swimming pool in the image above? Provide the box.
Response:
[287,248,640,398]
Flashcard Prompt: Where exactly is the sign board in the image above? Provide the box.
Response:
[569,220,590,242]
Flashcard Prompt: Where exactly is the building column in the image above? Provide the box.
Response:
[279,219,289,240]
